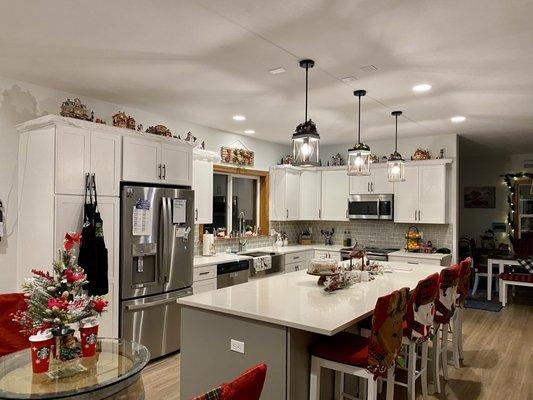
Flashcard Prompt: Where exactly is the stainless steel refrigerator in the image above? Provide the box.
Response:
[119,183,194,359]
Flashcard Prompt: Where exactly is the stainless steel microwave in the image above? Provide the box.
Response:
[347,194,393,220]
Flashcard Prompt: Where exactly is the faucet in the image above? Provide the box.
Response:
[238,211,248,252]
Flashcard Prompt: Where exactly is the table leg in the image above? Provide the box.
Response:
[487,260,493,301]
[498,263,505,304]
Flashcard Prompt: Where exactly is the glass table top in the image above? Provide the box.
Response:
[0,338,150,399]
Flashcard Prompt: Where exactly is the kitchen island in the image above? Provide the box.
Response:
[178,261,443,399]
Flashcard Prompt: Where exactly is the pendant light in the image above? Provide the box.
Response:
[388,111,405,182]
[292,59,320,167]
[347,90,371,176]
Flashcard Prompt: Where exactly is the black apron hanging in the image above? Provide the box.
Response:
[78,173,109,296]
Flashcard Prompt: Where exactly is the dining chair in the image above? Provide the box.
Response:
[385,273,439,400]
[0,293,29,357]
[309,287,410,400]
[452,257,472,368]
[431,266,459,394]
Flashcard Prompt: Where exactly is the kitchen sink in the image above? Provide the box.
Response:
[238,251,277,257]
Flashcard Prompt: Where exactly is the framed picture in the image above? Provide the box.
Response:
[464,186,496,208]
[220,146,254,167]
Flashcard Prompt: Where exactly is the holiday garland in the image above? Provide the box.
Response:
[501,172,533,242]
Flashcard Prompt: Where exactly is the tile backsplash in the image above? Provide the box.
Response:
[270,220,453,251]
[194,220,453,254]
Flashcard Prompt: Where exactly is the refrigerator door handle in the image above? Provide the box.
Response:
[160,197,172,283]
[125,298,179,311]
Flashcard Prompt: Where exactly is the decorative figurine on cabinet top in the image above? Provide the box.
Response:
[411,148,431,161]
[146,125,172,137]
[60,98,94,121]
[112,112,128,128]
[126,116,136,130]
[331,153,345,166]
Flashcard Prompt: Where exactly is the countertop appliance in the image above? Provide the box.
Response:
[217,260,250,288]
[340,246,400,262]
[120,183,194,359]
[244,251,285,279]
[348,194,393,220]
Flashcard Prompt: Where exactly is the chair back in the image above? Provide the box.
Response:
[0,293,29,356]
[367,287,410,378]
[456,257,472,307]
[434,266,459,324]
[404,273,439,343]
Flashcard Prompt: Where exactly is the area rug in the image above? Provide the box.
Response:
[465,299,503,312]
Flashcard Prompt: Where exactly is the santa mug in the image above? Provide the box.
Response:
[29,331,54,373]
[79,318,99,357]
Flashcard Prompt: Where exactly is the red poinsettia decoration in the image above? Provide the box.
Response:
[48,298,68,311]
[65,268,86,283]
[64,232,82,252]
[91,298,108,314]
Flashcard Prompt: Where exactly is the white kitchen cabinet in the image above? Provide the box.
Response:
[55,127,121,196]
[123,137,192,186]
[193,278,217,294]
[300,170,321,219]
[193,159,213,224]
[394,163,448,224]
[314,250,341,262]
[122,137,162,184]
[269,167,300,220]
[285,262,305,273]
[349,166,393,195]
[161,143,193,186]
[55,126,90,195]
[321,169,349,221]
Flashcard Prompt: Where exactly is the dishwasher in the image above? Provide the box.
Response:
[217,259,250,288]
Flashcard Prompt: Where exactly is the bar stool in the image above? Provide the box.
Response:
[384,273,439,400]
[431,266,459,394]
[309,287,410,400]
[452,257,472,368]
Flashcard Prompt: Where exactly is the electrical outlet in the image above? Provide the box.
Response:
[230,339,245,354]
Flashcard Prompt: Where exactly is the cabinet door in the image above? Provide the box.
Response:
[300,170,321,220]
[99,281,118,338]
[349,175,372,195]
[192,159,213,224]
[55,126,90,195]
[161,143,192,186]
[193,278,217,294]
[269,169,287,221]
[371,168,394,194]
[123,137,161,184]
[394,165,419,223]
[285,169,300,220]
[419,165,447,223]
[90,132,121,196]
[321,170,349,220]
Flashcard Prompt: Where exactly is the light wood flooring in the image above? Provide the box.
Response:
[141,296,533,400]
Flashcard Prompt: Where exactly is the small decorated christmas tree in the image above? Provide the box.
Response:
[12,232,107,359]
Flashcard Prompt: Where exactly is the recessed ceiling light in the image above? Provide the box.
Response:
[412,83,432,92]
[232,115,246,121]
[244,129,255,134]
[451,116,466,123]
[341,76,358,83]
[269,67,286,75]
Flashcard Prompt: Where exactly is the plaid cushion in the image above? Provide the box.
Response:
[192,387,221,400]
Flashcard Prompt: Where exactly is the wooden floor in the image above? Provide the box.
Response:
[141,296,533,400]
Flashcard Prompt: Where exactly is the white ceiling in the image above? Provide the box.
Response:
[1,0,532,153]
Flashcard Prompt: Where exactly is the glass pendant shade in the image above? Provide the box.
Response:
[292,120,320,167]
[387,111,406,182]
[347,89,372,176]
[292,59,320,167]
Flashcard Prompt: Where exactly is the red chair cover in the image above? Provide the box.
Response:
[404,273,439,342]
[434,266,459,324]
[456,257,472,307]
[0,293,29,356]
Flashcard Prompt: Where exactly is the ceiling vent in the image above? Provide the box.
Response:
[360,65,378,72]
[341,76,358,83]
[269,67,286,75]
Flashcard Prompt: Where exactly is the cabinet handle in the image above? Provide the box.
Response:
[418,210,421,221]
[198,271,210,275]
[414,210,417,221]
[319,209,321,219]
[286,209,289,219]
[158,164,162,179]
[367,182,370,192]
[371,182,374,192]
[195,208,199,221]
[293,256,300,260]
[163,164,166,179]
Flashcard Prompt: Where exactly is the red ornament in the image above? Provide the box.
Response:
[64,232,81,252]
[65,268,86,283]
[47,298,68,311]
[91,298,108,313]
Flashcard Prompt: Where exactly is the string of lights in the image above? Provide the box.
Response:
[501,172,533,242]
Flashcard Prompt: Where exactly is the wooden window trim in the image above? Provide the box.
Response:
[199,165,269,242]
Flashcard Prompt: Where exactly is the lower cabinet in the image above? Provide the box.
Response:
[193,278,217,294]
[192,264,218,294]
[284,250,312,273]
[313,250,341,262]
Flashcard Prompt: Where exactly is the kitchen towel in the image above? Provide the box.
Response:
[253,255,272,272]
[202,233,215,256]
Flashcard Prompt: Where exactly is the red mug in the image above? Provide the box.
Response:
[29,331,54,373]
[79,318,99,357]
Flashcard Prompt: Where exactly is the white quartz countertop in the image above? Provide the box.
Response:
[179,261,443,336]
[388,250,451,260]
[193,244,343,267]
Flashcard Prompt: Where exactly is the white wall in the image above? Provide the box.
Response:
[0,76,288,293]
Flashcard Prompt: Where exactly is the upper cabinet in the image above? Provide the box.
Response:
[349,166,393,195]
[55,126,121,196]
[394,162,449,224]
[321,169,349,221]
[300,170,321,219]
[123,137,192,186]
[270,167,301,221]
[192,149,220,225]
